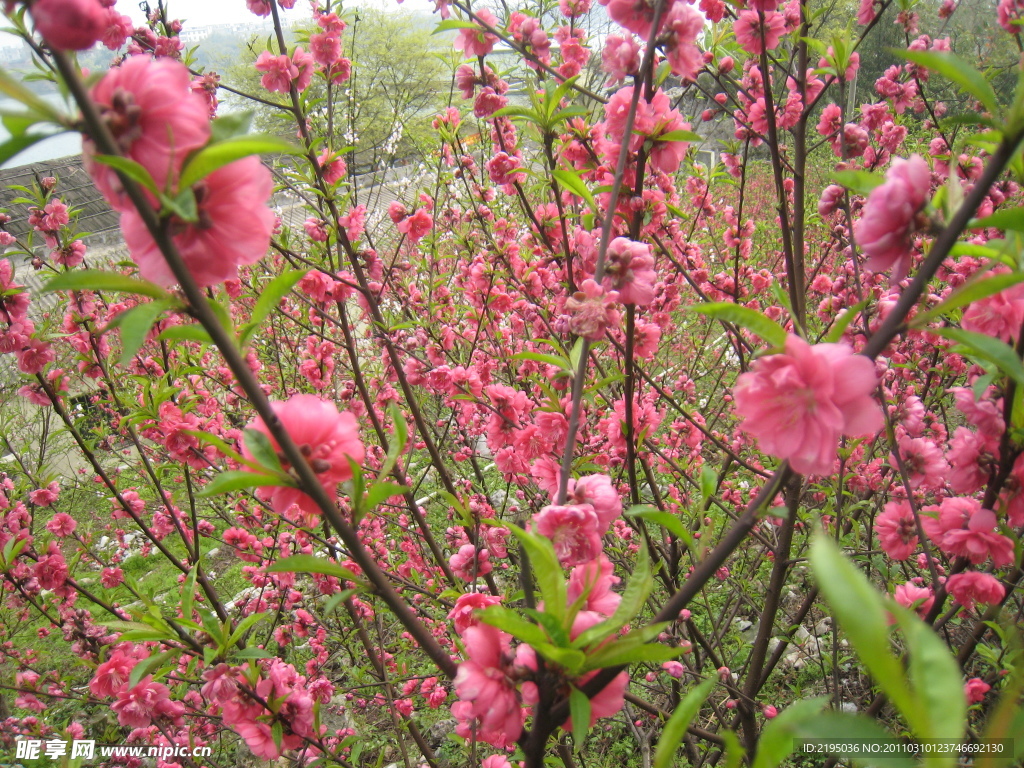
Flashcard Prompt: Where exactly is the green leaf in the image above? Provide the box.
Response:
[239,269,308,348]
[477,606,551,647]
[508,524,566,620]
[584,636,681,670]
[574,547,653,648]
[197,469,291,497]
[626,506,691,543]
[654,129,700,143]
[930,327,1024,388]
[210,111,254,143]
[790,713,917,768]
[178,135,300,190]
[180,564,198,624]
[128,649,176,689]
[432,18,480,33]
[533,643,586,674]
[686,303,788,347]
[226,612,270,648]
[158,324,213,344]
[569,686,591,747]
[92,155,159,195]
[897,50,998,116]
[896,607,966,753]
[512,350,572,372]
[0,67,65,121]
[552,168,597,211]
[243,428,284,473]
[231,647,275,660]
[809,534,916,723]
[752,698,828,768]
[832,169,883,196]
[362,481,410,512]
[42,270,171,300]
[912,271,1024,329]
[653,677,716,768]
[700,464,717,504]
[824,298,869,342]
[107,299,172,366]
[266,554,364,583]
[972,207,1024,232]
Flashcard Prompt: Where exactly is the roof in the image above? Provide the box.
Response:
[0,154,120,245]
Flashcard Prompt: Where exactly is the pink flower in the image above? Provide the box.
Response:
[894,582,934,617]
[662,660,685,678]
[733,335,883,476]
[29,481,60,507]
[243,394,364,517]
[962,271,1024,343]
[90,651,138,698]
[310,32,341,66]
[734,10,787,55]
[450,544,493,581]
[662,3,704,80]
[121,156,275,287]
[31,0,106,50]
[565,279,620,340]
[604,0,662,37]
[101,567,124,588]
[895,436,948,490]
[453,624,526,748]
[318,148,347,185]
[448,592,503,635]
[84,56,210,210]
[292,47,315,92]
[454,8,499,57]
[565,474,622,530]
[567,555,621,615]
[946,572,1006,610]
[255,51,298,93]
[111,676,184,727]
[855,154,931,280]
[602,35,640,85]
[482,757,512,768]
[534,504,602,567]
[603,237,656,306]
[875,501,918,561]
[941,507,1015,566]
[44,512,76,536]
[101,9,134,50]
[397,208,433,242]
[964,678,990,704]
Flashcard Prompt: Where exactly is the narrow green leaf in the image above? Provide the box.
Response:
[654,129,700,143]
[432,18,480,33]
[569,686,591,747]
[686,303,788,347]
[513,350,572,372]
[930,327,1024,388]
[897,50,998,116]
[158,324,213,344]
[267,554,364,583]
[226,612,270,647]
[180,564,198,623]
[552,168,597,211]
[584,636,681,670]
[249,269,308,330]
[108,299,172,365]
[790,713,917,768]
[197,469,291,497]
[752,698,829,768]
[243,428,284,473]
[533,643,586,674]
[653,677,716,768]
[508,524,566,619]
[178,135,299,190]
[626,506,691,542]
[574,547,652,648]
[42,270,170,300]
[972,208,1024,232]
[128,650,176,689]
[824,298,870,342]
[832,169,883,196]
[362,481,410,512]
[92,155,159,195]
[210,111,254,143]
[912,271,1024,329]
[477,606,551,647]
[0,67,65,120]
[809,534,916,721]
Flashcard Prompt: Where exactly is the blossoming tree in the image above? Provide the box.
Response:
[0,0,1022,765]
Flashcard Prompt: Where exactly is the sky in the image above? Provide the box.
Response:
[0,0,438,47]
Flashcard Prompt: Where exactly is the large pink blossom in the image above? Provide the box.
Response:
[448,592,503,635]
[453,624,528,748]
[110,676,185,728]
[567,554,621,615]
[946,572,1006,610]
[602,237,657,305]
[120,156,275,287]
[244,394,364,517]
[454,8,500,57]
[255,51,298,93]
[84,56,211,210]
[734,10,787,55]
[855,154,931,280]
[733,335,883,476]
[875,501,918,560]
[30,0,106,51]
[534,504,603,566]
